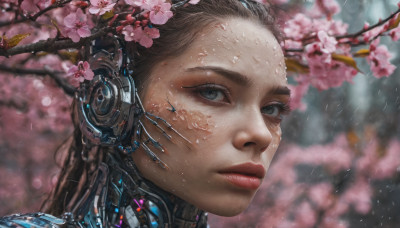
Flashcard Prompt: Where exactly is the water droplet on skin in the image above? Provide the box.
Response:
[273,46,277,50]
[182,179,187,183]
[232,56,239,63]
[218,23,227,31]
[252,56,260,63]
[198,52,207,57]
[275,69,279,74]
[196,139,200,144]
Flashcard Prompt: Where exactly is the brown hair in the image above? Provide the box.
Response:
[43,0,279,215]
[132,0,279,91]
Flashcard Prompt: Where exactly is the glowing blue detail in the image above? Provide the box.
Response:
[115,208,119,213]
[151,221,158,228]
[150,205,159,216]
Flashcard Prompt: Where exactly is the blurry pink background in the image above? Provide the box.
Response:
[1,0,400,227]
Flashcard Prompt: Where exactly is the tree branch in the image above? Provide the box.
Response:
[0,0,72,28]
[336,8,400,39]
[0,27,113,57]
[0,64,75,96]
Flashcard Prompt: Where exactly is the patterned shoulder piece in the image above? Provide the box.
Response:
[0,212,65,228]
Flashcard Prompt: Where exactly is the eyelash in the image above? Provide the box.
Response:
[182,83,291,120]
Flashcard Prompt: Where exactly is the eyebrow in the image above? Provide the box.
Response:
[185,66,291,96]
[185,66,251,86]
[269,86,291,96]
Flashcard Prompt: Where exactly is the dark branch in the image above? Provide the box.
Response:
[337,8,400,39]
[0,64,75,96]
[0,0,72,28]
[0,27,113,57]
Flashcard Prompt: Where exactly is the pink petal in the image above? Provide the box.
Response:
[88,6,100,14]
[104,3,116,12]
[67,31,80,42]
[20,0,40,12]
[78,27,92,38]
[133,27,144,42]
[139,36,153,48]
[150,12,168,25]
[90,0,99,5]
[82,61,89,70]
[75,8,86,20]
[144,27,160,39]
[85,69,94,80]
[64,13,77,28]
[67,65,78,75]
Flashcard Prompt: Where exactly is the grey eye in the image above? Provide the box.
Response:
[199,89,225,101]
[261,105,280,117]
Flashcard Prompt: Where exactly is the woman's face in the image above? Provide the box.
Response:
[131,17,290,216]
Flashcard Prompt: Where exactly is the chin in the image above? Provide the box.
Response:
[188,192,255,217]
[204,202,250,217]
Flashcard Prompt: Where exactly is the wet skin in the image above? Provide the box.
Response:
[131,17,290,216]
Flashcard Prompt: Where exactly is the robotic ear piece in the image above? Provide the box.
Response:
[76,37,191,169]
[76,38,139,148]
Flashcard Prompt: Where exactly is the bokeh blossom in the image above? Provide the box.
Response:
[367,39,396,78]
[20,0,49,14]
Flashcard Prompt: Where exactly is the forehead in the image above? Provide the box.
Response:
[172,17,287,86]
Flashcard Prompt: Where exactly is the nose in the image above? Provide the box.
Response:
[232,108,273,153]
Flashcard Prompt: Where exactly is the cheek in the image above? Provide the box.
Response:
[145,100,216,145]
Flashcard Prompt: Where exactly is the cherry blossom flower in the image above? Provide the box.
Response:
[63,9,93,42]
[122,25,137,42]
[144,0,173,25]
[317,30,337,54]
[367,39,396,78]
[283,13,312,40]
[67,61,94,86]
[130,26,160,48]
[88,0,116,15]
[310,0,341,18]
